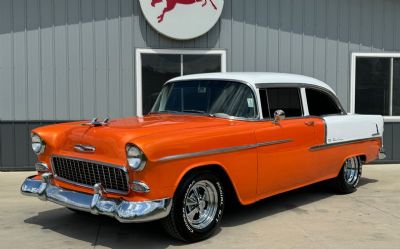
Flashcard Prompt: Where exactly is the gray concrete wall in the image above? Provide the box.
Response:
[1,0,400,169]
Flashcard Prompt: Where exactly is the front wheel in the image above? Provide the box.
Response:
[162,173,225,242]
[332,156,362,194]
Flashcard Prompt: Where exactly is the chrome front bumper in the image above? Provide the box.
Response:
[21,173,172,223]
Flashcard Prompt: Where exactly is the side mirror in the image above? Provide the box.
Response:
[273,110,285,124]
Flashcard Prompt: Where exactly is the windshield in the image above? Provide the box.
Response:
[151,80,258,119]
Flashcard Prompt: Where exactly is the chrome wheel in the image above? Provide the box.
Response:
[184,180,219,230]
[343,157,360,185]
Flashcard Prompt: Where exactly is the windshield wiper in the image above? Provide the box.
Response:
[148,110,181,115]
[182,110,206,114]
[209,113,232,118]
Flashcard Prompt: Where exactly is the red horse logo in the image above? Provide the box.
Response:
[151,0,218,23]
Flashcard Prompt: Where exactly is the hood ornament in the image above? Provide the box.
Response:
[82,117,110,127]
[74,144,96,153]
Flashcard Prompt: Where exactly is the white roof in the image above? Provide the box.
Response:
[168,72,335,94]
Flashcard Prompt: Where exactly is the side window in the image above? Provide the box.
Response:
[306,88,342,116]
[259,88,303,118]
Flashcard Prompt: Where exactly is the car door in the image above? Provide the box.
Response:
[255,87,320,197]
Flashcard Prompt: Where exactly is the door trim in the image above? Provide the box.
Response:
[135,48,227,117]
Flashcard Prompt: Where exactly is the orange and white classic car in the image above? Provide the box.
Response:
[22,73,386,242]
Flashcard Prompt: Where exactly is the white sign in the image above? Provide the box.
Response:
[139,0,224,40]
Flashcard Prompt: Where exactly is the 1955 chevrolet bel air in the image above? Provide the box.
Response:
[21,72,386,242]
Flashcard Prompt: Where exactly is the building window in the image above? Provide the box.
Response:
[136,49,226,116]
[351,53,400,121]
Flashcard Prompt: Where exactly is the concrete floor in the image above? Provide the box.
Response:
[0,164,399,249]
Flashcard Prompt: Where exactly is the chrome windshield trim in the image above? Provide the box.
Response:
[156,79,262,121]
[157,139,293,162]
[309,137,381,152]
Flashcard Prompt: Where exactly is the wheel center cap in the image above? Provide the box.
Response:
[199,200,206,210]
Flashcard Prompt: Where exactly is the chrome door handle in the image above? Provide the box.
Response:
[305,121,315,126]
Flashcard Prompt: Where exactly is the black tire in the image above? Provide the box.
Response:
[162,172,225,242]
[332,156,362,194]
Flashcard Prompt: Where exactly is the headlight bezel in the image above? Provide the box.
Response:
[31,133,46,155]
[126,144,147,171]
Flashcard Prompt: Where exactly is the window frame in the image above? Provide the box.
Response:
[258,86,304,120]
[304,87,344,117]
[350,52,400,122]
[135,48,227,117]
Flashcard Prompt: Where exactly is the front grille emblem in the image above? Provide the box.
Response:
[74,144,96,153]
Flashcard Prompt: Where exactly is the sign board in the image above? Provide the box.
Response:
[139,0,224,40]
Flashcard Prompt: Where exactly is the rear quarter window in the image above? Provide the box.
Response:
[306,88,342,116]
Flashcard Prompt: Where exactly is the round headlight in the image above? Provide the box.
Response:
[31,134,45,155]
[126,144,146,171]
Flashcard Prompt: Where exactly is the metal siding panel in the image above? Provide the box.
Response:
[14,122,29,167]
[13,0,28,120]
[396,2,400,51]
[133,0,146,48]
[26,0,41,120]
[278,0,291,73]
[81,0,95,119]
[107,0,121,118]
[350,1,362,102]
[231,0,244,71]
[360,0,373,51]
[393,123,400,161]
[337,0,350,110]
[219,0,232,71]
[326,0,338,91]
[0,0,13,120]
[302,0,314,77]
[54,0,69,120]
[383,123,393,160]
[145,17,160,48]
[372,0,384,51]
[244,0,256,71]
[0,123,16,167]
[290,0,303,75]
[121,0,134,117]
[314,0,326,81]
[383,0,394,51]
[267,0,279,72]
[41,0,56,120]
[94,0,108,118]
[67,0,82,120]
[207,19,220,48]
[194,33,208,49]
[255,0,268,72]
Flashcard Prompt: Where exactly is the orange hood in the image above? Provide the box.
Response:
[33,115,234,165]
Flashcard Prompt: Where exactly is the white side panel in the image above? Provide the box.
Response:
[323,115,384,144]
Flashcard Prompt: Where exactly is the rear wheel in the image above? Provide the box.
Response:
[332,156,362,194]
[162,172,225,242]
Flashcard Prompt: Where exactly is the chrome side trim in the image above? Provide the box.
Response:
[157,139,293,162]
[21,174,172,223]
[309,137,381,152]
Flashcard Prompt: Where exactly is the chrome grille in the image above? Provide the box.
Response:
[52,156,129,193]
